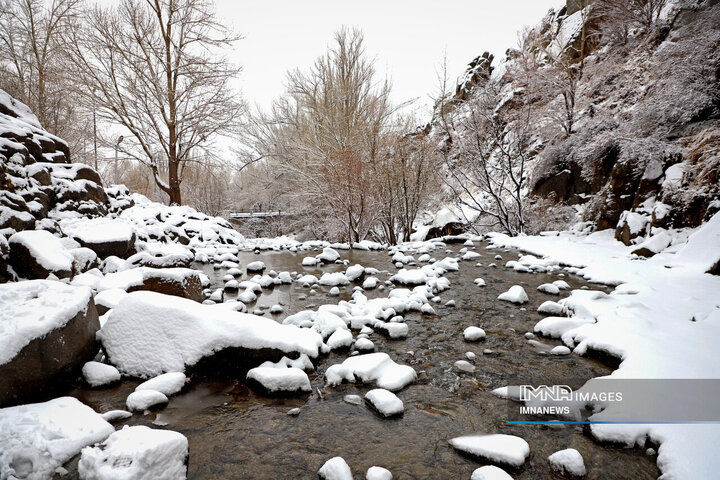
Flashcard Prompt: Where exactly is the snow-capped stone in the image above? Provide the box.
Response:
[329,286,341,296]
[366,466,393,480]
[270,304,284,314]
[548,448,586,477]
[445,299,456,307]
[375,321,408,339]
[101,410,133,422]
[462,251,481,261]
[325,353,416,391]
[302,256,319,266]
[78,425,188,480]
[344,394,362,406]
[99,291,323,378]
[538,301,564,315]
[474,278,486,287]
[82,362,121,387]
[126,390,168,411]
[246,261,265,272]
[497,285,528,304]
[466,352,476,361]
[464,326,486,342]
[135,372,186,396]
[0,397,114,479]
[317,247,341,263]
[551,345,572,356]
[365,388,404,417]
[318,456,353,480]
[420,304,436,315]
[246,367,311,393]
[552,280,570,290]
[354,337,375,352]
[470,465,513,480]
[454,360,475,373]
[362,277,379,289]
[8,230,74,279]
[320,272,351,286]
[328,328,354,350]
[345,264,365,281]
[390,268,427,285]
[537,283,560,295]
[449,434,530,467]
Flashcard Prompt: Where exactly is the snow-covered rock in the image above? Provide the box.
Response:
[60,217,136,258]
[135,372,186,396]
[537,283,560,295]
[448,434,530,467]
[78,425,188,480]
[463,326,486,342]
[246,261,265,272]
[246,366,311,393]
[0,280,98,406]
[0,397,114,479]
[325,353,416,391]
[537,301,564,315]
[345,264,365,281]
[320,272,351,286]
[366,466,393,480]
[548,448,586,477]
[318,456,353,480]
[470,465,513,480]
[327,328,354,350]
[317,247,341,263]
[126,389,168,411]
[99,291,323,377]
[497,285,528,304]
[82,361,121,387]
[8,230,74,279]
[365,388,404,417]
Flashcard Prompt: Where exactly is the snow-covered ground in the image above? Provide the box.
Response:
[489,212,720,479]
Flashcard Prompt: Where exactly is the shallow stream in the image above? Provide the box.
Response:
[59,242,659,479]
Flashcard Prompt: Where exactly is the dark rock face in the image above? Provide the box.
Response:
[0,299,101,407]
[127,269,204,302]
[74,232,137,259]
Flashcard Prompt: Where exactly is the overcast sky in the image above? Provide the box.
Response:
[216,0,562,117]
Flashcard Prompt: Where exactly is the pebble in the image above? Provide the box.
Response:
[344,394,362,406]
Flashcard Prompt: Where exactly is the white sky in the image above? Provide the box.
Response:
[216,0,562,117]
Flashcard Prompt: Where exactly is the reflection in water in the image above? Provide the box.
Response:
[61,244,659,479]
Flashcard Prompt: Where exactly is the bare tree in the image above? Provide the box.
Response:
[593,0,669,39]
[241,28,395,243]
[65,0,243,205]
[441,81,534,235]
[0,0,84,149]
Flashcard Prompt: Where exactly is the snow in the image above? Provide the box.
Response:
[464,326,486,341]
[345,264,365,281]
[448,434,530,467]
[82,361,121,387]
[99,291,323,377]
[126,390,168,411]
[462,251,481,261]
[246,366,311,393]
[390,268,427,285]
[0,280,91,365]
[470,465,513,480]
[364,388,404,417]
[548,448,586,477]
[474,277,486,287]
[497,285,528,304]
[302,256,319,266]
[0,397,114,479]
[101,410,132,422]
[538,300,565,315]
[135,372,186,396]
[325,353,416,391]
[489,216,720,479]
[537,283,560,295]
[247,261,265,272]
[551,345,571,355]
[318,456,353,480]
[8,230,74,275]
[366,466,393,480]
[78,425,188,480]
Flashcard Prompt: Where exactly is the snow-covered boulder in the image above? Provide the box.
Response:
[548,448,586,477]
[365,388,404,417]
[83,361,121,387]
[537,283,560,295]
[0,397,114,479]
[247,261,265,272]
[98,267,204,302]
[318,456,353,480]
[99,291,323,378]
[319,272,351,286]
[538,301,564,315]
[390,268,427,285]
[0,280,99,406]
[448,434,530,467]
[247,366,311,394]
[327,328,354,350]
[345,264,365,282]
[497,285,528,304]
[78,425,188,480]
[325,353,416,391]
[60,217,136,258]
[8,230,74,279]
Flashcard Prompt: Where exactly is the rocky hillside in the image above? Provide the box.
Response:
[432,0,720,248]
